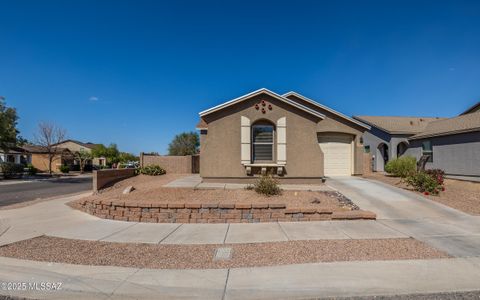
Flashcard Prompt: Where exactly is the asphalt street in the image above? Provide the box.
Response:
[0,176,92,207]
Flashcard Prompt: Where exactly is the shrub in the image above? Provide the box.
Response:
[26,164,38,175]
[137,165,166,176]
[404,171,441,195]
[59,165,70,173]
[0,162,24,179]
[425,169,445,185]
[384,156,416,178]
[252,175,282,196]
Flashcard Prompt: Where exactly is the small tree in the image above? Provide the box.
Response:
[0,97,19,152]
[74,149,93,173]
[168,132,199,156]
[34,122,66,174]
[91,143,120,166]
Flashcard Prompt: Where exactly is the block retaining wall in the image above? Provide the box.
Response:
[73,200,376,223]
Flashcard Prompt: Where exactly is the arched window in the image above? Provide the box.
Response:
[252,122,274,162]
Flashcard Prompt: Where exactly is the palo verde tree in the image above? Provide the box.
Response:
[168,132,199,156]
[34,121,67,174]
[74,148,93,173]
[0,96,20,152]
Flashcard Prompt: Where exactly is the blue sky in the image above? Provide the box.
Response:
[1,0,479,154]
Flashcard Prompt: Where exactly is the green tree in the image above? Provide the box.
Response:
[91,143,120,166]
[74,149,93,173]
[168,132,199,156]
[118,152,138,163]
[0,97,19,152]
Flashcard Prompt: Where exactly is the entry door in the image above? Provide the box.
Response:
[318,134,353,176]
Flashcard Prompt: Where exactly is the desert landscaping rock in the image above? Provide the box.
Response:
[0,236,449,269]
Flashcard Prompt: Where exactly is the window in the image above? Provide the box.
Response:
[252,124,274,162]
[364,145,370,153]
[422,140,433,162]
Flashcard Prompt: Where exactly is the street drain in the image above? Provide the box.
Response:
[214,247,232,260]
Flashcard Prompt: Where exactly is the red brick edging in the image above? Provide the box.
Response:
[72,199,376,223]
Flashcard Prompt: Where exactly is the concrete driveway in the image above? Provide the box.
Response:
[327,176,480,257]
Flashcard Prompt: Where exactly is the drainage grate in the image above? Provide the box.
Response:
[214,247,232,260]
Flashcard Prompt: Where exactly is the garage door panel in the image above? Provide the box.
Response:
[318,134,352,176]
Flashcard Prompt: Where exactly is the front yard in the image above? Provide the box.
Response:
[70,174,376,223]
[364,172,480,215]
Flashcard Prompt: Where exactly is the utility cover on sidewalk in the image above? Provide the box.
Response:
[214,247,232,260]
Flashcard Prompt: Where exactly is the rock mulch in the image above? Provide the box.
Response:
[364,173,480,216]
[0,236,449,269]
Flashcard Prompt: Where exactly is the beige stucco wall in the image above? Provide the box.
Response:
[31,153,63,172]
[56,141,91,153]
[287,95,366,175]
[200,94,325,179]
[199,93,368,179]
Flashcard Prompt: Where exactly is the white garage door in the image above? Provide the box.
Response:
[318,134,353,176]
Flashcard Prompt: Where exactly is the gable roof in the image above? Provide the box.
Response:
[283,91,370,130]
[410,111,480,140]
[21,144,70,154]
[460,101,480,115]
[353,116,443,135]
[198,88,325,119]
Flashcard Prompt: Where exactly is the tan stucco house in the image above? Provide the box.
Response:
[54,140,107,167]
[196,88,370,182]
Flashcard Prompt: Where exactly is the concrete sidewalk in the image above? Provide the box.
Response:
[0,256,479,299]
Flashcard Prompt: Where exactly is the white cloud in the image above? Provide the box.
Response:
[89,96,99,101]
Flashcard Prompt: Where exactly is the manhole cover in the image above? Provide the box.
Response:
[214,247,232,260]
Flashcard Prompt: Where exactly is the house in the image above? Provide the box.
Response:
[53,140,107,168]
[352,116,443,171]
[21,145,73,173]
[196,88,370,182]
[0,146,31,165]
[406,102,480,178]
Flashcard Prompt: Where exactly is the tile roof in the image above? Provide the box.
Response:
[20,144,69,154]
[461,101,480,115]
[353,116,444,134]
[410,111,480,140]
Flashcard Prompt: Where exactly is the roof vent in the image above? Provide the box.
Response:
[410,121,414,125]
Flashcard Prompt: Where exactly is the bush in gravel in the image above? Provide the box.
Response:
[252,175,281,196]
[137,165,166,176]
[26,164,38,175]
[384,156,416,178]
[59,165,70,173]
[404,171,442,195]
[425,169,445,186]
[0,162,24,179]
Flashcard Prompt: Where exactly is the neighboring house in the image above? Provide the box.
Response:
[53,140,107,167]
[0,146,31,165]
[196,88,370,182]
[21,145,73,173]
[353,116,443,171]
[406,103,480,178]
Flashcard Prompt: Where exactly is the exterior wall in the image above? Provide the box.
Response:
[407,131,480,177]
[360,127,412,172]
[140,153,197,174]
[200,94,324,178]
[287,95,367,175]
[93,168,136,191]
[31,153,63,172]
[56,141,90,153]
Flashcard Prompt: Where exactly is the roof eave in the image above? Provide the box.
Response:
[282,91,370,129]
[198,88,325,119]
[409,127,480,140]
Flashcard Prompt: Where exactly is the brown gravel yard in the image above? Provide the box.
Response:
[0,236,449,269]
[364,173,480,215]
[85,174,357,211]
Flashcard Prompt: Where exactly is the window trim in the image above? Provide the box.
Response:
[251,123,275,163]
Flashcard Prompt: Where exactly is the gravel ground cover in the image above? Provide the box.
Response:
[83,174,357,211]
[0,236,448,269]
[364,173,480,215]
[320,290,480,300]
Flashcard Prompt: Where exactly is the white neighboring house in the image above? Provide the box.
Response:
[0,146,31,165]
